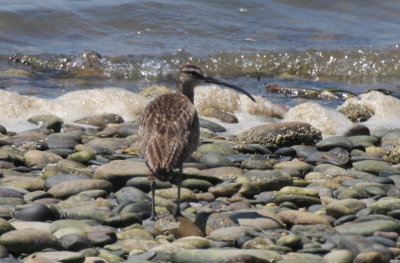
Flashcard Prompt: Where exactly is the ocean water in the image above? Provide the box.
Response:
[0,0,399,135]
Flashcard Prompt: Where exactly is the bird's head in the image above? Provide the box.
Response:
[176,65,256,102]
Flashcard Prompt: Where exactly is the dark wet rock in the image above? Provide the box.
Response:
[291,145,319,159]
[0,229,60,254]
[326,199,367,218]
[126,177,171,192]
[103,212,141,228]
[154,215,204,238]
[48,179,112,199]
[15,203,57,221]
[67,150,95,164]
[75,113,124,127]
[59,234,93,251]
[243,170,293,191]
[316,136,353,151]
[45,133,82,149]
[86,137,131,152]
[240,155,272,170]
[94,160,148,188]
[0,125,7,135]
[27,251,85,263]
[335,219,400,236]
[28,114,64,132]
[306,150,350,166]
[323,249,354,263]
[181,178,213,192]
[369,198,400,215]
[23,150,62,169]
[0,160,15,169]
[97,122,139,138]
[14,139,48,152]
[236,122,322,147]
[380,129,400,146]
[0,149,24,165]
[344,124,371,136]
[273,160,311,173]
[235,144,274,155]
[155,187,195,202]
[330,234,392,262]
[279,210,331,226]
[174,248,282,263]
[0,174,44,191]
[338,103,374,122]
[348,135,379,148]
[42,161,94,179]
[195,143,237,156]
[199,118,226,132]
[115,186,151,210]
[44,173,92,189]
[196,152,235,168]
[352,160,399,175]
[274,147,297,157]
[201,107,238,123]
[385,138,400,164]
[334,186,370,200]
[275,186,321,207]
[275,234,302,250]
[0,188,24,198]
[291,224,337,244]
[0,218,15,236]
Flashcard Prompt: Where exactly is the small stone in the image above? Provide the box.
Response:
[47,179,112,199]
[335,219,400,236]
[0,229,60,254]
[75,113,124,127]
[236,122,322,147]
[201,108,238,123]
[28,114,64,132]
[316,136,353,151]
[23,150,62,169]
[275,234,302,250]
[15,203,57,221]
[67,150,94,164]
[278,210,331,226]
[326,199,367,218]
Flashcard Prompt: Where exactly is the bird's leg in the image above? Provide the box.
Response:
[175,165,183,217]
[149,180,157,221]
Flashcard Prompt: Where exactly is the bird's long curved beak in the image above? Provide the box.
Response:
[205,76,256,102]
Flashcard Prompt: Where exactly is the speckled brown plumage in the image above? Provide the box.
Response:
[139,93,199,181]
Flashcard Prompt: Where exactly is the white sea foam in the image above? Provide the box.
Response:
[1,87,399,137]
[0,88,149,131]
[339,91,400,133]
[285,102,354,137]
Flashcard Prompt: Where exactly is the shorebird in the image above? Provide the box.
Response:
[139,65,256,220]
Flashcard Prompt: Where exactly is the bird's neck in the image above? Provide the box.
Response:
[176,82,195,103]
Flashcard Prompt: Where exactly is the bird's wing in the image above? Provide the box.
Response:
[139,94,198,175]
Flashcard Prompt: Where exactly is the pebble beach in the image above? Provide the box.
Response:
[0,87,400,263]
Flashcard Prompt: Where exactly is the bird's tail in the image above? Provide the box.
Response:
[149,167,173,181]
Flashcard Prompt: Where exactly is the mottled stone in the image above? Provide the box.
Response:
[23,150,62,169]
[48,179,112,199]
[236,122,322,147]
[0,229,60,254]
[326,199,367,218]
[335,220,400,236]
[94,160,148,188]
[278,210,331,226]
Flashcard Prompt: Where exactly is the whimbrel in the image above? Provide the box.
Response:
[139,65,256,220]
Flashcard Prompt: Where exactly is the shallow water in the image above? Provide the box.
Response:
[0,0,400,134]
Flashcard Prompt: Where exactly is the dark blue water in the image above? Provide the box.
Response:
[0,0,399,108]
